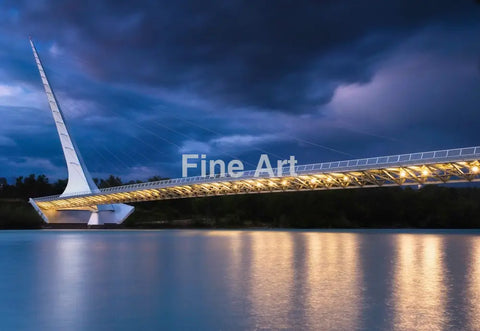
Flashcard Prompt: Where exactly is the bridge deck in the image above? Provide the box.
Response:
[33,146,480,210]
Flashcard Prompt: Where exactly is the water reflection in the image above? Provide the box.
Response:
[47,235,89,330]
[304,232,362,330]
[224,231,245,304]
[392,235,448,330]
[1,230,480,330]
[249,232,295,329]
[467,237,480,329]
[227,231,363,329]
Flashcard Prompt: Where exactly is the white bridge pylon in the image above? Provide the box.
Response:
[28,38,134,225]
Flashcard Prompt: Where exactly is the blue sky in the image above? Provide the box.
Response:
[0,0,479,182]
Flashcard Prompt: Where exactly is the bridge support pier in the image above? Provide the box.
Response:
[87,204,135,225]
[29,199,134,225]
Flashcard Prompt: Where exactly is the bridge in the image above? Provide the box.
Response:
[27,38,480,225]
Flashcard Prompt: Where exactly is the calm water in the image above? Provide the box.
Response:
[1,229,480,330]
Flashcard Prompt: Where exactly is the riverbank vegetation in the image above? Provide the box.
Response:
[0,200,43,229]
[2,174,480,229]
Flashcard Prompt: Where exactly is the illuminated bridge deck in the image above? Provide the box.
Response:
[33,146,480,210]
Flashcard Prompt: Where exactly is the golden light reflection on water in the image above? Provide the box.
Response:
[304,232,362,330]
[224,231,363,329]
[392,235,448,330]
[9,230,480,330]
[224,231,246,317]
[467,237,480,329]
[249,231,295,329]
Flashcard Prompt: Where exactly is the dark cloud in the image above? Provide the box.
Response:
[5,0,479,113]
[0,0,479,182]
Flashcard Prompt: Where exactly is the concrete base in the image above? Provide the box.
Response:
[87,204,135,225]
[29,199,134,225]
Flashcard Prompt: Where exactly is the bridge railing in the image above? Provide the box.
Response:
[33,145,480,202]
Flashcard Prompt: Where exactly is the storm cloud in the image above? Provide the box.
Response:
[0,0,479,181]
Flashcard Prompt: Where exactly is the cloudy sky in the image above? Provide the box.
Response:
[0,0,479,182]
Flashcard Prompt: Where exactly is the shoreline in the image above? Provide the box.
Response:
[4,186,480,229]
[3,224,480,231]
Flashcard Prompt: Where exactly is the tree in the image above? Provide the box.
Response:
[98,175,122,188]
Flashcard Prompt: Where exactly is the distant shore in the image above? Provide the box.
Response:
[3,184,480,229]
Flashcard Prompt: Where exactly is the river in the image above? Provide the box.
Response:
[0,229,479,330]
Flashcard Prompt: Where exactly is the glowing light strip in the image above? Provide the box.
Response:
[34,160,480,210]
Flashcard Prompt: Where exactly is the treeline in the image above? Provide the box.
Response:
[0,174,168,199]
[2,174,480,228]
[128,185,480,228]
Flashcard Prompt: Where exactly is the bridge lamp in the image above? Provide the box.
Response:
[326,177,332,182]
[310,178,317,184]
[343,175,349,181]
[400,170,407,178]
[422,169,429,176]
[281,180,288,186]
[256,182,262,187]
[471,166,479,174]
